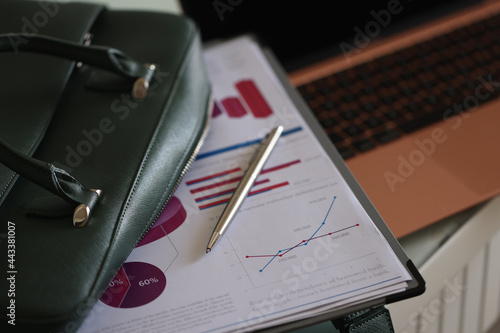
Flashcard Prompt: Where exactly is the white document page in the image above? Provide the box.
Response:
[79,36,411,333]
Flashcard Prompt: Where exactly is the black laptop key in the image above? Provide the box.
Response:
[438,58,452,66]
[365,117,383,128]
[425,95,438,105]
[337,146,355,159]
[318,85,333,95]
[379,64,391,73]
[439,72,455,81]
[444,87,458,97]
[358,71,371,80]
[385,110,401,120]
[328,132,343,143]
[382,79,396,88]
[402,88,415,97]
[344,125,363,137]
[362,86,375,95]
[342,93,356,103]
[382,95,396,104]
[399,110,444,134]
[339,79,353,88]
[320,117,337,128]
[404,103,419,113]
[361,103,376,112]
[353,139,375,152]
[421,80,435,89]
[322,101,336,111]
[401,72,415,80]
[464,79,477,91]
[458,65,470,74]
[341,109,358,120]
[373,129,400,143]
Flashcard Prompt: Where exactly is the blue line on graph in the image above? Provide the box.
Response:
[196,126,303,160]
[253,195,337,272]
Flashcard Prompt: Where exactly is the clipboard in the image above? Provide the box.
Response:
[230,34,426,332]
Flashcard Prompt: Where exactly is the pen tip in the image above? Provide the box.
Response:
[206,248,211,253]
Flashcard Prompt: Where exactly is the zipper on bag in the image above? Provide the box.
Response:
[136,94,213,245]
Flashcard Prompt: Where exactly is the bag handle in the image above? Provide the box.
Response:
[0,33,156,226]
[0,33,156,99]
[0,138,101,227]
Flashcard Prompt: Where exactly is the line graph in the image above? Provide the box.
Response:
[244,196,359,272]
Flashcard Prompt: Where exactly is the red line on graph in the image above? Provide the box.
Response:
[260,159,301,175]
[186,167,242,186]
[245,224,359,259]
[198,181,289,210]
[194,179,270,202]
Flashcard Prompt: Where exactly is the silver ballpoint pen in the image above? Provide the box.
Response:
[206,125,284,253]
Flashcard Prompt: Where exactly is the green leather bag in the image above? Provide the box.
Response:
[0,1,211,331]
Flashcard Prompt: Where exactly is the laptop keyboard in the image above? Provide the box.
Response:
[298,13,500,159]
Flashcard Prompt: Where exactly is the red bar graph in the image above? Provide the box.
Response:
[198,182,290,210]
[215,79,273,119]
[194,179,270,203]
[186,159,302,210]
[221,97,247,117]
[186,167,241,186]
[236,80,273,118]
[189,176,244,194]
[260,159,301,175]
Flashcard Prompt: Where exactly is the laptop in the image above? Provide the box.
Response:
[179,0,500,238]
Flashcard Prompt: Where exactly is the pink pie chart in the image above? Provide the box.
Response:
[100,261,166,308]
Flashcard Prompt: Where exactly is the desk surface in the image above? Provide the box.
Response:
[64,1,496,332]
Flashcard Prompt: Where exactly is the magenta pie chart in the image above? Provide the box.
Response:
[136,196,187,247]
[100,262,166,308]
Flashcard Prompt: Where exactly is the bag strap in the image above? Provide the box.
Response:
[0,33,156,99]
[0,33,156,226]
[331,306,395,333]
[0,138,101,227]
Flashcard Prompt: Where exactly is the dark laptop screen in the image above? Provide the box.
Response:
[180,0,478,71]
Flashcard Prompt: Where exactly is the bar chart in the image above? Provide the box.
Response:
[215,79,274,118]
[185,159,301,210]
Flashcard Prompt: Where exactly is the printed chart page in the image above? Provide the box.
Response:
[79,36,411,333]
